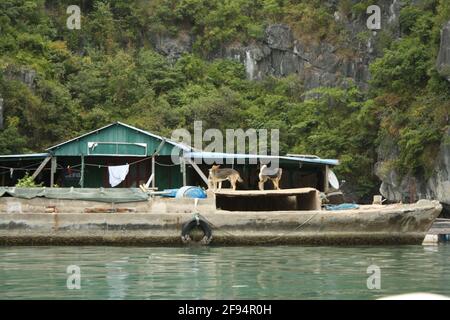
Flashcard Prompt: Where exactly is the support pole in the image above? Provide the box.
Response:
[80,154,85,188]
[182,158,187,187]
[151,156,156,189]
[185,158,209,186]
[150,140,166,190]
[50,156,57,187]
[31,156,51,181]
[323,165,329,193]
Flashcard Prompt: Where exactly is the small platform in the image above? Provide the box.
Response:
[214,187,318,197]
[424,219,450,244]
[214,188,321,211]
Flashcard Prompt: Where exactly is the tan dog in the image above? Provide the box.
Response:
[258,165,282,190]
[208,165,243,191]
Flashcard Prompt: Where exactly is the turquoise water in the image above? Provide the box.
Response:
[1,245,450,299]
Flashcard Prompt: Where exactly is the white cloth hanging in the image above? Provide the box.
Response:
[108,164,129,187]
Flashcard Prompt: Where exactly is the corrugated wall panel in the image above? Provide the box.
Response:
[51,123,179,157]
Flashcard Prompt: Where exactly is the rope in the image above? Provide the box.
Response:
[84,156,153,168]
[0,155,179,179]
[154,160,178,167]
[198,210,321,244]
[0,161,45,171]
[0,163,70,174]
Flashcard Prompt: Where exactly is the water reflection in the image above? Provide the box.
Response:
[105,257,129,299]
[0,245,450,299]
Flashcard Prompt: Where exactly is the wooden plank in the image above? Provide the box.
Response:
[185,158,209,186]
[84,208,136,213]
[30,156,51,180]
[215,187,318,197]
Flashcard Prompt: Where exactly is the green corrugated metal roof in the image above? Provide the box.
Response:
[184,151,339,166]
[0,153,50,161]
[47,122,190,157]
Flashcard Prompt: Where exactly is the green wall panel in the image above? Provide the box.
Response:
[50,123,180,157]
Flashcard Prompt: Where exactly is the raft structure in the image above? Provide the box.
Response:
[0,122,444,246]
[423,219,450,244]
[0,187,443,246]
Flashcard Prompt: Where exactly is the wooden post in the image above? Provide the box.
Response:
[31,156,51,181]
[80,154,85,188]
[185,158,209,186]
[150,140,166,190]
[50,157,57,187]
[182,158,187,186]
[323,165,329,193]
[151,156,156,189]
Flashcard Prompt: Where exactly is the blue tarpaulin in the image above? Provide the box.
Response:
[325,203,359,211]
[161,186,207,199]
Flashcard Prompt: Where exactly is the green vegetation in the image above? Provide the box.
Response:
[15,173,43,187]
[369,0,450,177]
[0,0,449,199]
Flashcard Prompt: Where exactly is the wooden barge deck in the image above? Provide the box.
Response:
[0,188,443,246]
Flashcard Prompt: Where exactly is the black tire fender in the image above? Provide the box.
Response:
[181,216,213,245]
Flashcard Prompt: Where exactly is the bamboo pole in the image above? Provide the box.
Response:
[31,156,51,180]
[184,158,209,186]
[151,156,155,189]
[50,157,57,187]
[80,154,85,188]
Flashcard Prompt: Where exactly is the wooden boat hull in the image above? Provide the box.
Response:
[0,198,442,246]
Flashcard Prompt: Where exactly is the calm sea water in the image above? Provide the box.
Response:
[1,245,450,300]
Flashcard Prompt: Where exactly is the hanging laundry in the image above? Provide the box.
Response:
[108,164,129,187]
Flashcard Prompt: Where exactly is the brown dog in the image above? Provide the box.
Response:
[258,164,282,190]
[208,165,243,191]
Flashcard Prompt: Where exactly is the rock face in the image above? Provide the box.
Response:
[150,30,194,62]
[3,66,36,89]
[375,129,450,215]
[376,19,450,214]
[223,0,402,89]
[224,31,370,90]
[150,1,401,90]
[145,0,450,212]
[437,21,450,82]
[1,66,36,130]
[265,24,293,50]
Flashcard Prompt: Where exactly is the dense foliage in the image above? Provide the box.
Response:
[15,173,43,187]
[0,0,449,199]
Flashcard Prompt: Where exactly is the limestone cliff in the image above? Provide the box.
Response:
[437,21,450,82]
[151,0,402,90]
[375,129,450,215]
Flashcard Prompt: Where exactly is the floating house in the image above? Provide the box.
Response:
[0,122,339,191]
